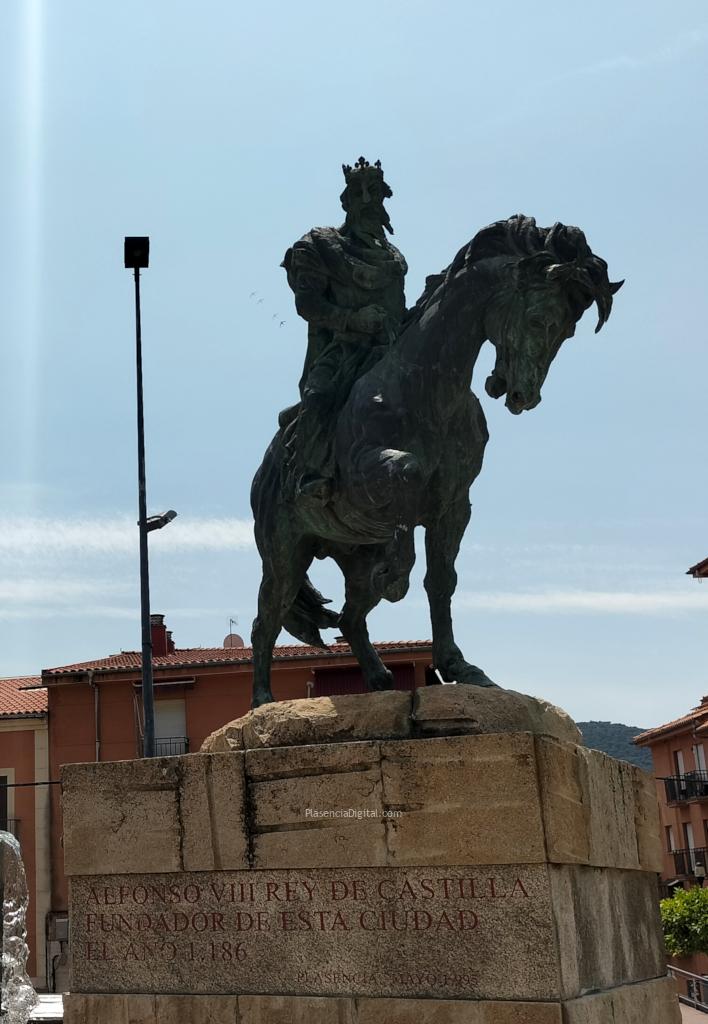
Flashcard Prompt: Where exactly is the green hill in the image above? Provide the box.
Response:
[576,721,653,773]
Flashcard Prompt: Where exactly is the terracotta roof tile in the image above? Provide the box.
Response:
[634,700,708,745]
[42,640,432,679]
[0,676,47,718]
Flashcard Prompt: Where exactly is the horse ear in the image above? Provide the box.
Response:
[610,280,624,294]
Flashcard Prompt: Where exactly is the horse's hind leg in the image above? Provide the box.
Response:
[251,542,313,707]
[424,498,496,687]
[335,549,394,692]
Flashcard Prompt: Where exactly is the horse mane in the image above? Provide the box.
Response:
[406,214,619,333]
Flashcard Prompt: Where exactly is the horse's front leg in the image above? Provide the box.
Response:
[424,498,496,687]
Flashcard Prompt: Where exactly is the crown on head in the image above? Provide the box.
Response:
[342,156,384,183]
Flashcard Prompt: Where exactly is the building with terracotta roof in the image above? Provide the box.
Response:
[0,675,50,988]
[632,557,708,891]
[41,615,433,986]
[635,698,708,888]
[635,696,708,991]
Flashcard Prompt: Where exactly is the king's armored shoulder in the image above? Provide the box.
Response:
[281,227,344,282]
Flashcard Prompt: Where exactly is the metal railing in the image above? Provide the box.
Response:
[154,736,189,756]
[668,965,708,1012]
[663,772,708,803]
[671,846,708,876]
[0,818,20,841]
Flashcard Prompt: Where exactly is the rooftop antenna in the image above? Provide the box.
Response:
[224,616,244,650]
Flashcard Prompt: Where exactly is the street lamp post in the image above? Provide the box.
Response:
[124,237,177,758]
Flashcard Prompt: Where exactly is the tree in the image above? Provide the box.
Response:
[661,886,708,957]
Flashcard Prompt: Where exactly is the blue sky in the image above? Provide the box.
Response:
[1,1,707,727]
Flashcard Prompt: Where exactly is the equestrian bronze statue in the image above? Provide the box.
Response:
[250,159,623,706]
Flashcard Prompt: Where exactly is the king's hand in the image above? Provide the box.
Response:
[348,305,389,335]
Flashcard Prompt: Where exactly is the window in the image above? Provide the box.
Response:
[0,775,7,831]
[684,823,697,871]
[154,699,188,756]
[666,826,675,852]
[694,744,707,773]
[0,774,17,840]
[674,750,686,776]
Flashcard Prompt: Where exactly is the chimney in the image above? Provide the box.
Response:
[166,630,176,654]
[150,614,168,657]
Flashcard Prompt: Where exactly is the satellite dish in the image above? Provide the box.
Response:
[223,633,245,649]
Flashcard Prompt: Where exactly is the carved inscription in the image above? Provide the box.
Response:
[70,866,558,1000]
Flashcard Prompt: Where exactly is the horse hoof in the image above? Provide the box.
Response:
[383,578,410,602]
[439,662,498,688]
[251,691,275,708]
[368,672,394,692]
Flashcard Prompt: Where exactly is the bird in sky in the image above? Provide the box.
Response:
[249,291,257,298]
[257,298,264,304]
[279,321,286,327]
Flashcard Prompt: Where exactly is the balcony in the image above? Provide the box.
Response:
[668,965,708,1013]
[154,736,189,756]
[672,846,708,877]
[0,818,20,841]
[663,772,708,804]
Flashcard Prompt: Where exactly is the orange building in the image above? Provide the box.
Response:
[635,697,708,991]
[635,700,708,887]
[635,556,708,884]
[0,675,51,988]
[39,615,433,983]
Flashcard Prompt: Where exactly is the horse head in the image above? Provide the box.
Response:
[477,217,623,414]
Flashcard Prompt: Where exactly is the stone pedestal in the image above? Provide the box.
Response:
[60,688,680,1023]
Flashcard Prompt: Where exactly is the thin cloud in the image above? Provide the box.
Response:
[454,588,708,615]
[0,516,255,556]
[0,578,130,603]
[0,605,136,622]
[567,27,708,79]
[0,576,135,621]
[471,26,708,137]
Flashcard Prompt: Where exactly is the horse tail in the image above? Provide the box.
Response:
[282,575,341,649]
[251,429,340,647]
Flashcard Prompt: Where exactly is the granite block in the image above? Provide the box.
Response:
[381,734,546,865]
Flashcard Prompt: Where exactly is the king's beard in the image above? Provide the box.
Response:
[344,206,394,246]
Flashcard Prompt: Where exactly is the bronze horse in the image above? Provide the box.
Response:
[250,215,622,706]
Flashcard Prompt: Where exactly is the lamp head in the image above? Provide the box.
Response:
[124,236,150,269]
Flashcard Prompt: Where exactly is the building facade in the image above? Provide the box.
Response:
[636,697,708,888]
[0,676,51,988]
[635,697,708,993]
